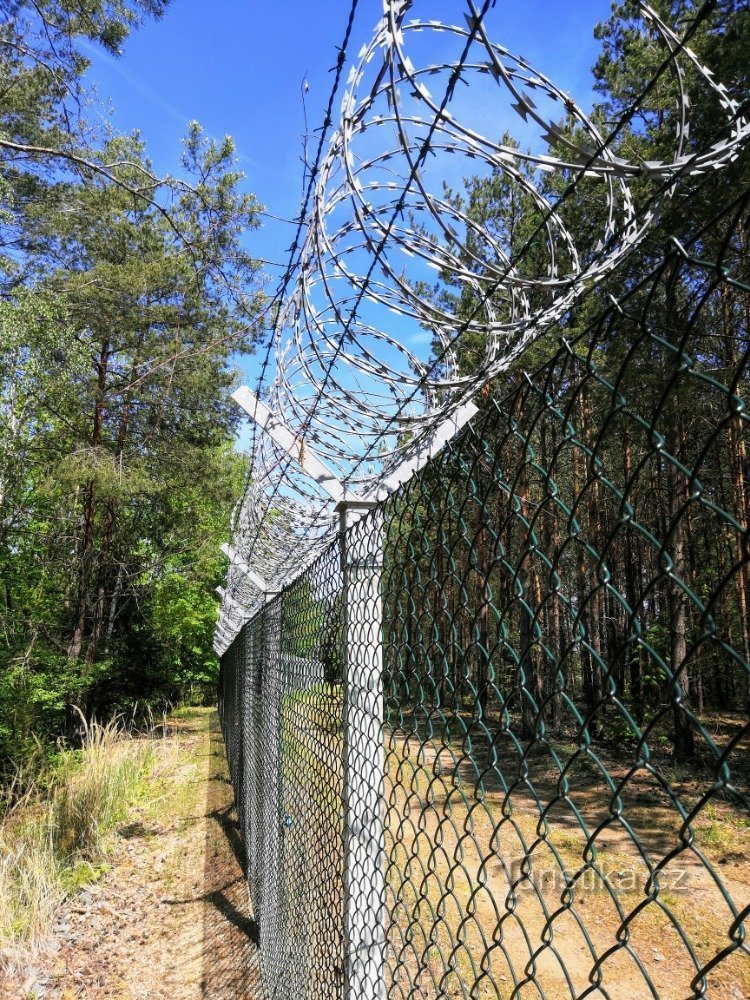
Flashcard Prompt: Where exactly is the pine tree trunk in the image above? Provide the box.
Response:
[668,418,695,762]
[622,427,643,722]
[474,493,491,718]
[517,452,541,739]
[541,421,563,727]
[722,289,750,710]
[68,339,110,661]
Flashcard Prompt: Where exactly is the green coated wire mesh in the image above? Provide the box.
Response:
[219,212,750,998]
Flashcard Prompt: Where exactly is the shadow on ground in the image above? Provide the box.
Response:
[200,712,263,999]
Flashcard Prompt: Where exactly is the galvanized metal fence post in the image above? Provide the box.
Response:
[339,501,386,1000]
[239,625,252,854]
[248,614,264,913]
[259,596,284,984]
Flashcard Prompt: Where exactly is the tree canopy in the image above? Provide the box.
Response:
[405,0,750,761]
[0,0,265,765]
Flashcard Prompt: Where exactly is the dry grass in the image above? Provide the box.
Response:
[0,707,263,1000]
[0,715,154,960]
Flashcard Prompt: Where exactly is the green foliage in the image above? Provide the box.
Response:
[0,718,152,947]
[405,1,750,760]
[0,1,262,768]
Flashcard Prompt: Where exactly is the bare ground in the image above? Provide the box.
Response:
[1,708,262,1000]
[6,701,746,999]
[384,729,750,1000]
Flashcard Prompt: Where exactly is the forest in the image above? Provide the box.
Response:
[379,0,750,764]
[0,0,263,770]
[1,0,748,772]
[0,0,747,994]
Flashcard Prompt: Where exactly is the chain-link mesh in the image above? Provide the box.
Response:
[220,229,749,998]
[220,544,348,998]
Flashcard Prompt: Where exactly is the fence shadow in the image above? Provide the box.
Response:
[200,711,263,999]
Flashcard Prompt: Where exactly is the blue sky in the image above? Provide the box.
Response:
[80,0,612,391]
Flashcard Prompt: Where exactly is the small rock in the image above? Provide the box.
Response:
[652,951,665,962]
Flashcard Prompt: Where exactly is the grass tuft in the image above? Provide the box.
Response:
[0,714,153,958]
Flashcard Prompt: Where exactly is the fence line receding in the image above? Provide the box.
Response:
[217,1,749,997]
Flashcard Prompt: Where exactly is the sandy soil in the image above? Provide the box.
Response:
[384,730,750,1000]
[1,709,263,1000]
[5,703,745,999]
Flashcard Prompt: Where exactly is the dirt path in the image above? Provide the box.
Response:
[3,708,262,1000]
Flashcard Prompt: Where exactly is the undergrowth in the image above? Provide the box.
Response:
[0,714,154,958]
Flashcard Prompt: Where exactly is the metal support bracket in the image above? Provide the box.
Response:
[366,398,479,502]
[220,542,271,595]
[233,387,351,503]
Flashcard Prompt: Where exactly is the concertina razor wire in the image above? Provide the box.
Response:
[216,0,748,636]
[217,1,750,998]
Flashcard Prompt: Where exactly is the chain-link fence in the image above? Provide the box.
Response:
[219,227,750,999]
